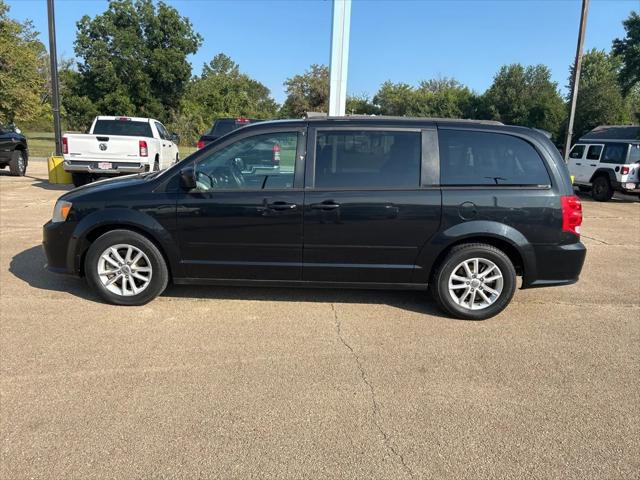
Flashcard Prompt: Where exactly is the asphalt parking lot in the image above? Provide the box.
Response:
[1,159,639,479]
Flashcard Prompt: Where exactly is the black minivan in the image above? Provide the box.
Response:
[43,117,586,319]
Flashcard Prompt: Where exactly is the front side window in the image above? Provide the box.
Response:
[586,145,603,161]
[569,145,585,159]
[439,130,551,186]
[194,132,297,191]
[629,144,640,163]
[314,130,421,189]
[602,144,628,165]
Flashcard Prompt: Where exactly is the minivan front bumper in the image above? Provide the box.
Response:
[523,242,586,289]
[42,220,77,275]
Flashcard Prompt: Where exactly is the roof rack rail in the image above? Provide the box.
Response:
[303,113,504,126]
[304,112,327,118]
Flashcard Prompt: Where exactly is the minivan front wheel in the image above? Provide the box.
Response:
[432,243,516,320]
[85,229,168,305]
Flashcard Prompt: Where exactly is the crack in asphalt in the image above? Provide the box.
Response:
[330,303,415,479]
[580,234,611,245]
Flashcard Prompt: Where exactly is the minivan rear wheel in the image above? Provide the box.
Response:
[431,243,516,320]
[85,229,169,306]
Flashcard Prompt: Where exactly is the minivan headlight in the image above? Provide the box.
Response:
[52,200,72,223]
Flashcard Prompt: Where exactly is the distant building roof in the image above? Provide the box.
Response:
[580,125,640,142]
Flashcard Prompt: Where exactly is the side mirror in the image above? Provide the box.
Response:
[171,133,180,144]
[180,167,196,190]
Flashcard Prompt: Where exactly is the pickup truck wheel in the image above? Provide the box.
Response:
[431,243,516,320]
[591,176,613,202]
[85,229,168,306]
[72,173,91,188]
[8,150,26,176]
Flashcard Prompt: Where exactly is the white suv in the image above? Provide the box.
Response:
[567,126,640,201]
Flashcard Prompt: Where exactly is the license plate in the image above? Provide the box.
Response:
[97,162,113,170]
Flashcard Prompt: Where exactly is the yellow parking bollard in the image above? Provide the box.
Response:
[47,156,72,184]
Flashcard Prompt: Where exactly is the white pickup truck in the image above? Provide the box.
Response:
[63,116,180,187]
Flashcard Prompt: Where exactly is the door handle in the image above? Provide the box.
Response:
[590,164,596,167]
[575,162,582,165]
[310,201,340,210]
[267,201,297,211]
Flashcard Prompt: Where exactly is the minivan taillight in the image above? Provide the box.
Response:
[197,140,205,149]
[139,140,148,157]
[561,195,582,236]
[62,136,68,154]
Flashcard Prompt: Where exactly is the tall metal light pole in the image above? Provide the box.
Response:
[47,0,62,156]
[564,0,589,161]
[328,0,352,116]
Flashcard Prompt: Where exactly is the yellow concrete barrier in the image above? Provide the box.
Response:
[47,156,72,184]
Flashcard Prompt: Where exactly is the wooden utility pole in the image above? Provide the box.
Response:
[564,0,589,161]
[47,0,62,156]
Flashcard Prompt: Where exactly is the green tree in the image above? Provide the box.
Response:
[414,77,477,118]
[570,49,631,138]
[71,0,201,122]
[59,62,97,131]
[373,81,417,116]
[173,53,278,145]
[280,64,329,117]
[346,94,379,115]
[0,0,48,123]
[612,11,640,96]
[480,64,565,138]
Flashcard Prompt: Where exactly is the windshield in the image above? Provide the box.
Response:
[93,120,153,137]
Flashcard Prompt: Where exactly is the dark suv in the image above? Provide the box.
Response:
[196,117,260,149]
[0,123,28,176]
[43,117,586,319]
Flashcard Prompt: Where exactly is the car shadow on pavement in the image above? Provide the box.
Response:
[576,191,639,203]
[9,245,99,302]
[162,284,447,318]
[10,245,447,317]
[26,175,73,191]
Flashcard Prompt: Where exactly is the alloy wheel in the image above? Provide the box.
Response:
[448,257,504,310]
[97,244,153,296]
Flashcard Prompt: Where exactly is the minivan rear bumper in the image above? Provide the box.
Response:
[522,242,586,289]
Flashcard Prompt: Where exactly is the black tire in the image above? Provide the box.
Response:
[431,243,517,320]
[175,153,180,164]
[85,229,169,306]
[8,150,27,176]
[72,173,91,188]
[591,176,613,202]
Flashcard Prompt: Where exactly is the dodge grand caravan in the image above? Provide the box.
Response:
[43,117,586,320]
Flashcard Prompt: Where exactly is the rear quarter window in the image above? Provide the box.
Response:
[602,143,628,165]
[439,129,551,186]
